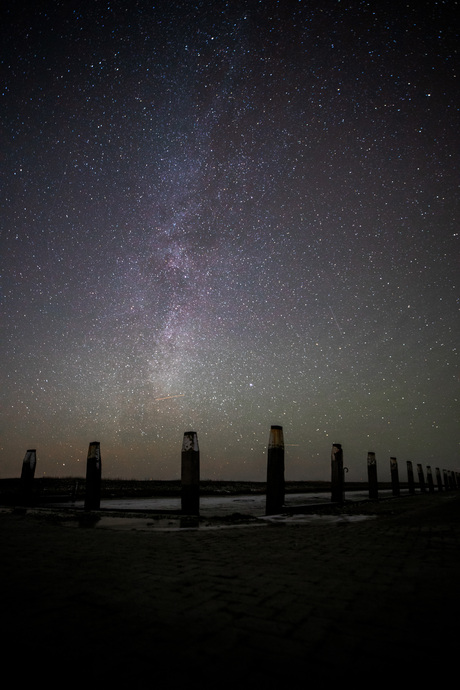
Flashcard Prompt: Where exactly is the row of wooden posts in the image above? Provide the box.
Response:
[19,426,459,515]
[330,442,459,504]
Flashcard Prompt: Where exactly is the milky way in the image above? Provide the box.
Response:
[1,1,458,481]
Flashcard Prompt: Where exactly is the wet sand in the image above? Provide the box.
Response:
[1,491,460,687]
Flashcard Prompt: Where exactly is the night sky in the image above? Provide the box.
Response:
[1,0,458,482]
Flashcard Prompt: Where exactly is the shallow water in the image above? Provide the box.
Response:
[61,489,397,516]
[55,490,388,531]
[96,491,331,516]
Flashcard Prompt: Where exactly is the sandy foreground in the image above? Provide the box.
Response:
[1,491,460,687]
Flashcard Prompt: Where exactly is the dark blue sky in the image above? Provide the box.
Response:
[1,0,458,480]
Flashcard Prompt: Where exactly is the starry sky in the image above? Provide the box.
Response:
[1,0,458,482]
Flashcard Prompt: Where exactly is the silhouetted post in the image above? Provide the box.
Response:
[435,467,443,491]
[417,463,426,493]
[390,457,400,496]
[181,431,200,515]
[426,466,434,493]
[331,443,344,504]
[265,425,285,515]
[20,449,37,504]
[443,470,449,491]
[407,461,415,495]
[367,452,378,500]
[85,441,101,511]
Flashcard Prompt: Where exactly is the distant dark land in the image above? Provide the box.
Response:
[0,476,398,506]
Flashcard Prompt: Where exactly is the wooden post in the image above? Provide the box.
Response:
[331,443,344,504]
[417,463,426,493]
[181,431,200,515]
[390,457,400,496]
[435,467,443,492]
[20,449,37,504]
[367,452,378,500]
[407,461,415,494]
[443,469,449,491]
[426,466,435,493]
[265,425,285,515]
[84,441,101,511]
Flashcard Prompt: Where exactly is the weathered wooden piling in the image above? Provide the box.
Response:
[367,452,378,499]
[417,463,426,493]
[21,449,36,484]
[20,449,37,504]
[426,465,435,493]
[435,467,443,491]
[265,425,285,516]
[84,441,101,511]
[390,457,400,496]
[181,431,200,515]
[407,461,415,494]
[443,469,449,490]
[331,443,344,504]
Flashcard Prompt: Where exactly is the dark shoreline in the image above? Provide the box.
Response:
[1,475,402,505]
